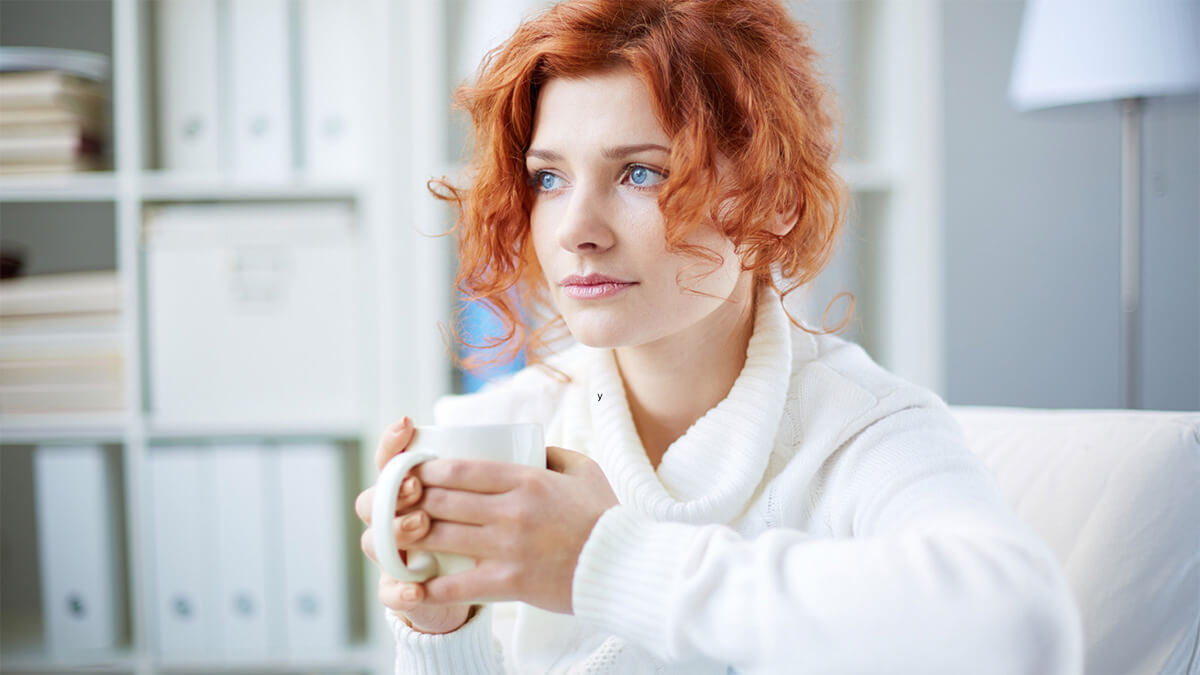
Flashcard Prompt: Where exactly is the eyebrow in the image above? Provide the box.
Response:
[525,143,670,162]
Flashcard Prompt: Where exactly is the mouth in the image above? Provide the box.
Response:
[559,274,637,300]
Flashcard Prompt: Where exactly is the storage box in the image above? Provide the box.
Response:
[144,202,362,427]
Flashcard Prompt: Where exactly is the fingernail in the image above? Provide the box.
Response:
[400,476,418,497]
[401,513,423,532]
[401,585,419,602]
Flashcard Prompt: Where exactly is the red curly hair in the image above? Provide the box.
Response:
[432,0,851,370]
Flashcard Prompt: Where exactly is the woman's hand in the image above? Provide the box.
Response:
[402,444,619,614]
[354,417,472,634]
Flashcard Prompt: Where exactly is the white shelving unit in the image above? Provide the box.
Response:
[0,2,447,674]
[0,1,940,674]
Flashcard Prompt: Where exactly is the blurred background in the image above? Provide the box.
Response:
[0,1,1195,674]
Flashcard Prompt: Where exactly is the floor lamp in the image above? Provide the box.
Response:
[1009,0,1200,409]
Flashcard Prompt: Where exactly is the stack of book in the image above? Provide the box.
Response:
[0,271,124,420]
[0,47,110,175]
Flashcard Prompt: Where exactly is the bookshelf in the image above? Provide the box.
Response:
[0,2,433,674]
[0,2,941,674]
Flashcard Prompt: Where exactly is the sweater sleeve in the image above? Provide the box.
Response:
[385,604,506,673]
[572,405,1084,675]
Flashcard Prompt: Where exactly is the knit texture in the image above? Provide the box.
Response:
[386,605,503,673]
[389,287,1083,674]
[585,285,791,524]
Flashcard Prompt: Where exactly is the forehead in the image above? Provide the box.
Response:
[529,68,670,150]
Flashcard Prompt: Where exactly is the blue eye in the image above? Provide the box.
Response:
[534,171,563,191]
[626,165,664,188]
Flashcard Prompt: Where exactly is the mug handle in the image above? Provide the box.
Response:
[372,450,439,582]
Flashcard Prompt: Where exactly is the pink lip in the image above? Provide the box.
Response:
[560,274,637,300]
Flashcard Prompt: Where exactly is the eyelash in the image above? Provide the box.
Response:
[527,164,668,193]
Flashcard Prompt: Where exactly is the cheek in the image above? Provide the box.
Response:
[621,200,671,258]
[529,206,556,277]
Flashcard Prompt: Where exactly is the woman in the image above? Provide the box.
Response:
[354,1,1082,672]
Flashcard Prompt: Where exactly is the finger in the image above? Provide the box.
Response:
[414,458,531,493]
[404,518,490,558]
[379,574,424,611]
[375,417,415,470]
[356,509,433,555]
[354,487,374,524]
[396,475,424,511]
[422,561,512,605]
[363,523,423,565]
[364,516,432,564]
[355,475,423,525]
[391,510,432,548]
[360,527,378,563]
[419,486,499,526]
[546,445,587,473]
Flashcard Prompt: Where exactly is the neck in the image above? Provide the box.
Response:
[615,274,758,468]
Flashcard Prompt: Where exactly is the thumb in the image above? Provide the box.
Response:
[545,445,589,473]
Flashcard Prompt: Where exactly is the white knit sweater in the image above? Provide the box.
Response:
[387,289,1083,674]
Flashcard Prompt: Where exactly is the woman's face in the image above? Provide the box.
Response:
[527,68,752,350]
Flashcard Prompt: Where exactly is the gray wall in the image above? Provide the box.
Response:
[942,0,1199,411]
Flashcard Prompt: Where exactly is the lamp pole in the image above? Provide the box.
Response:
[1119,97,1143,410]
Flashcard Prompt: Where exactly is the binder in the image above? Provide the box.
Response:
[33,444,125,654]
[227,0,295,174]
[211,443,274,660]
[299,0,367,178]
[156,0,221,171]
[277,442,348,659]
[148,445,217,661]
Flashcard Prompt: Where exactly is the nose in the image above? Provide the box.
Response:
[556,183,615,254]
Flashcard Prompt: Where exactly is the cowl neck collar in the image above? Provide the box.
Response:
[584,287,794,524]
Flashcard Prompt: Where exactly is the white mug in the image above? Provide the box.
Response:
[371,423,545,582]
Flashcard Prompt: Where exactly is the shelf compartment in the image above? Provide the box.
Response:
[0,202,118,275]
[0,173,120,203]
[138,171,364,203]
[144,420,364,443]
[0,443,132,668]
[0,634,137,674]
[0,414,128,444]
[0,1,117,178]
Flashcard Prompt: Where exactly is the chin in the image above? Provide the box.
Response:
[560,315,638,350]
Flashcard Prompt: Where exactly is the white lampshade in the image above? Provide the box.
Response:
[1010,0,1200,111]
